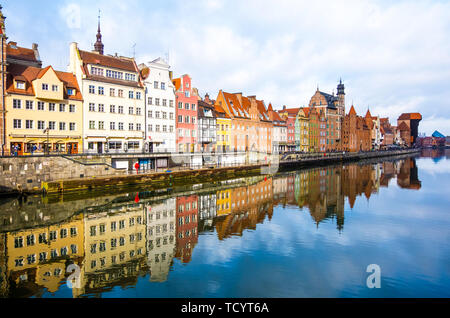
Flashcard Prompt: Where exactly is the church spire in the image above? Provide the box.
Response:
[94,9,104,55]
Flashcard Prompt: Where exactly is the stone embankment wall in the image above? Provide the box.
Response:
[0,156,126,195]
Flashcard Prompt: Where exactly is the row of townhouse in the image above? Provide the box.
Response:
[0,8,421,157]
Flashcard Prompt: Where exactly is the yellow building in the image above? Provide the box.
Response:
[297,108,309,152]
[214,103,231,152]
[6,64,83,155]
[5,213,85,296]
[216,189,232,216]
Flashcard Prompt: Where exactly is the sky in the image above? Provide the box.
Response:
[2,0,450,135]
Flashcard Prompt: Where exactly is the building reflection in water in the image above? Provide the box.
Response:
[0,158,421,297]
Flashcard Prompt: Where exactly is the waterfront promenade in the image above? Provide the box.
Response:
[0,148,420,196]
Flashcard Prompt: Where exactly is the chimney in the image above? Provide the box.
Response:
[283,105,286,110]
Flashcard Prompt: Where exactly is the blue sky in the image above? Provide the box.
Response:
[3,0,450,135]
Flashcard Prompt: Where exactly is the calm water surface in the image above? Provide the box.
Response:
[0,150,449,298]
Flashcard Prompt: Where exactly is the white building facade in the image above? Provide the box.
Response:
[139,58,176,153]
[68,35,145,154]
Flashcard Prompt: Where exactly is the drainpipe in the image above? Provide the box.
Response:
[1,34,5,156]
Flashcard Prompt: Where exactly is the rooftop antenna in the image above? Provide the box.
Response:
[132,43,136,59]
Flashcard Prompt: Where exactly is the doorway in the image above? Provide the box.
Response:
[97,142,103,154]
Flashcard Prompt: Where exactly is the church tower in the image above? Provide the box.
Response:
[94,11,104,55]
[337,78,345,117]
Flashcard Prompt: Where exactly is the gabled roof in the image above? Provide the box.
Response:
[398,113,422,120]
[349,105,357,116]
[398,122,410,131]
[6,63,83,101]
[172,78,181,91]
[79,49,137,72]
[365,109,372,118]
[432,130,445,138]
[214,103,230,119]
[318,91,338,108]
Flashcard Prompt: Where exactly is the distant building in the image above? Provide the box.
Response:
[278,107,299,152]
[342,105,371,152]
[397,113,422,147]
[268,103,287,153]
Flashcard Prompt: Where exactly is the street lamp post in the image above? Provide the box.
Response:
[43,128,49,156]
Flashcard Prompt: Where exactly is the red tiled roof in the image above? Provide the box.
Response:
[6,63,83,101]
[398,113,422,120]
[365,109,372,118]
[349,105,357,116]
[398,122,410,131]
[6,42,38,62]
[172,78,181,91]
[79,50,137,73]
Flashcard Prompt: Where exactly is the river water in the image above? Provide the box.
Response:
[0,150,449,298]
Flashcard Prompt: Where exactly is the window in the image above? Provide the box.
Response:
[178,115,182,123]
[111,238,117,248]
[89,121,95,129]
[162,99,167,107]
[42,83,48,91]
[118,89,123,97]
[70,227,77,237]
[118,122,124,130]
[155,125,160,132]
[52,85,58,92]
[98,87,104,95]
[60,229,67,238]
[39,252,47,262]
[136,107,141,115]
[111,222,117,232]
[98,121,104,130]
[136,123,142,131]
[91,66,104,76]
[59,104,65,112]
[162,125,167,132]
[129,107,134,115]
[129,91,134,99]
[136,92,141,99]
[125,73,136,81]
[161,82,165,90]
[38,101,45,110]
[38,121,45,130]
[155,111,160,119]
[110,122,116,130]
[148,110,153,118]
[13,119,22,129]
[129,123,134,131]
[185,103,189,110]
[185,116,190,124]
[16,81,25,89]
[26,120,33,129]
[170,125,174,132]
[69,104,76,112]
[27,254,36,264]
[118,106,124,114]
[170,100,174,107]
[110,88,115,96]
[148,124,152,132]
[178,102,182,109]
[148,97,153,105]
[13,99,21,109]
[67,88,75,96]
[155,98,160,106]
[26,100,33,110]
[89,85,95,93]
[89,103,95,112]
[48,121,56,130]
[71,244,77,254]
[185,91,190,98]
[169,112,174,120]
[98,104,105,112]
[191,104,196,111]
[90,226,96,236]
[162,112,167,119]
[49,103,55,111]
[50,231,57,240]
[110,105,116,113]
[154,81,159,89]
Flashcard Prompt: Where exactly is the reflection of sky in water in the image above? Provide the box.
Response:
[41,156,450,298]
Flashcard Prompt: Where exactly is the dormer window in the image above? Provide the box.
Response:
[16,81,25,89]
[91,67,104,76]
[67,88,75,96]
